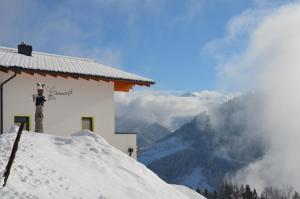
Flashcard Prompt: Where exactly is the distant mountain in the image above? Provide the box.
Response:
[116,116,172,148]
[139,95,265,190]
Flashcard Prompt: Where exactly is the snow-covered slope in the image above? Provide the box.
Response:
[0,130,202,199]
[172,185,206,199]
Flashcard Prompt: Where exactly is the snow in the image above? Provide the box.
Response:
[0,130,204,199]
[175,166,211,190]
[172,185,206,199]
[139,136,188,165]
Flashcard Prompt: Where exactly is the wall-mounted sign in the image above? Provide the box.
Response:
[46,86,73,101]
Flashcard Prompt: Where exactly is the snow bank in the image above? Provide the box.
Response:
[0,130,196,199]
[172,185,206,199]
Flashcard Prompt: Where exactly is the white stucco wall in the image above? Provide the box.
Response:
[113,133,137,159]
[0,71,136,158]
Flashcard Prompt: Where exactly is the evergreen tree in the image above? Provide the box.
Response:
[203,189,209,198]
[212,191,218,199]
[252,189,258,199]
[260,193,266,199]
[293,191,300,199]
[244,185,253,199]
[240,185,245,199]
[232,184,241,199]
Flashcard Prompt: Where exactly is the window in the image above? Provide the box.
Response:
[14,116,30,131]
[81,117,94,132]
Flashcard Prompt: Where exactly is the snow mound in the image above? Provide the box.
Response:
[172,185,207,199]
[0,132,196,199]
[71,129,108,143]
[71,129,98,138]
[6,125,20,134]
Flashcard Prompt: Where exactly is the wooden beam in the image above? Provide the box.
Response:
[23,70,34,76]
[0,68,9,73]
[48,73,57,77]
[114,81,135,92]
[36,71,47,77]
[89,76,100,81]
[69,75,79,79]
[79,76,90,81]
[57,73,68,79]
[101,79,110,83]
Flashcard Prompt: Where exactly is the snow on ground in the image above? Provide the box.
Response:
[175,166,211,190]
[0,130,204,199]
[139,136,188,165]
[172,185,206,199]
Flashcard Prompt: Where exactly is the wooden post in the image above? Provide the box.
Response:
[2,122,25,187]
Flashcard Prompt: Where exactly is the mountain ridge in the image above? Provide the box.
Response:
[139,95,265,190]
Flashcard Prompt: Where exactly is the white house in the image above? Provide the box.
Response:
[0,43,154,159]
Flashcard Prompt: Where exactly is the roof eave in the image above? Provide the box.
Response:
[0,66,155,92]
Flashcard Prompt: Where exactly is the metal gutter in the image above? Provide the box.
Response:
[1,72,17,134]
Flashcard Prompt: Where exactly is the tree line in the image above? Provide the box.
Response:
[196,182,300,199]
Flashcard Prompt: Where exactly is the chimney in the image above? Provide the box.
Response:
[18,42,32,56]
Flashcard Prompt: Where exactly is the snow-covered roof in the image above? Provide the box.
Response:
[0,46,154,85]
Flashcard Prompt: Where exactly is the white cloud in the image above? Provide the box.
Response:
[205,0,300,191]
[0,0,123,66]
[201,8,271,91]
[115,90,238,130]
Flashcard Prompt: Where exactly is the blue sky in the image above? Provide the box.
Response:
[0,0,292,92]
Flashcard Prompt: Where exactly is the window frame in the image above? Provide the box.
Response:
[14,115,31,131]
[81,117,95,132]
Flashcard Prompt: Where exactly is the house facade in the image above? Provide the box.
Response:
[0,43,154,159]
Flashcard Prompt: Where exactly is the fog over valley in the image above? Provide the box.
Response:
[116,1,300,192]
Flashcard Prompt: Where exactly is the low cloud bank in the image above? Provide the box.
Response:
[115,90,237,130]
[206,1,300,191]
